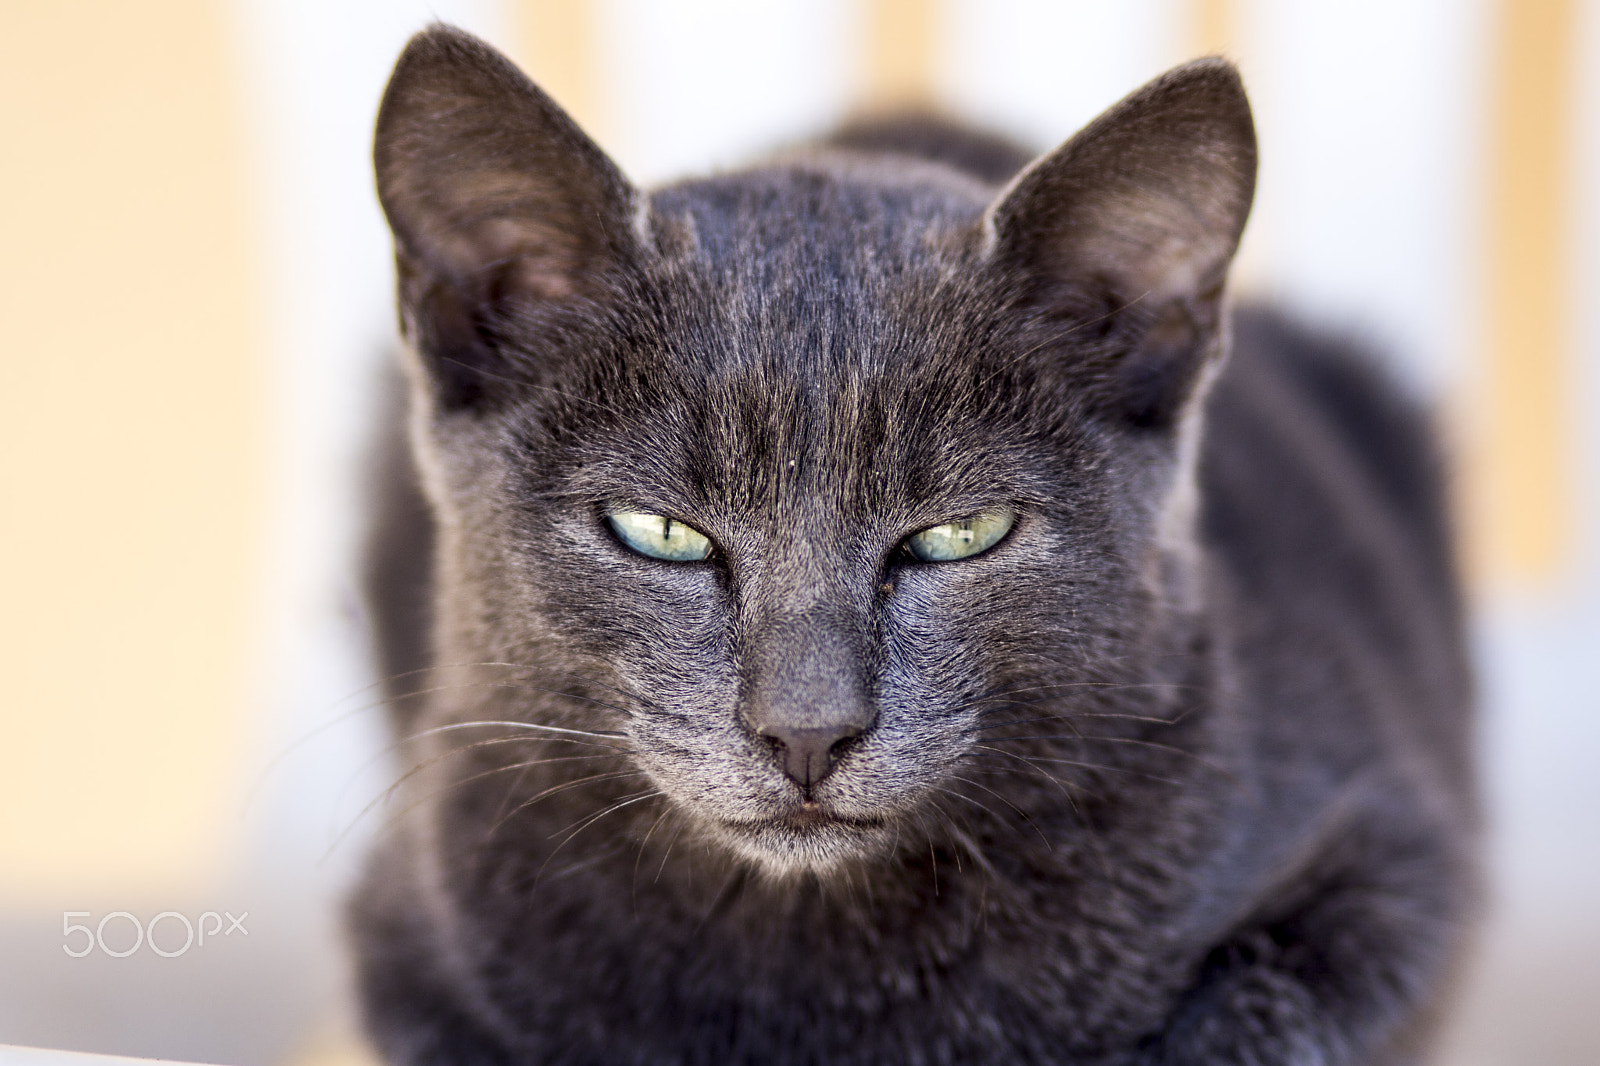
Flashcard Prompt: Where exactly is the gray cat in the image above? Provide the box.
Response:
[355,24,1478,1065]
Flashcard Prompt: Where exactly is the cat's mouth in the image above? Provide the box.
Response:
[713,803,892,871]
[781,803,885,831]
[724,804,886,834]
[713,800,902,877]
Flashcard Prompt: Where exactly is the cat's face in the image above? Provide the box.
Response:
[375,28,1254,876]
[434,227,1134,874]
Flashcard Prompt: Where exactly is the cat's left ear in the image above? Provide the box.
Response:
[983,58,1256,428]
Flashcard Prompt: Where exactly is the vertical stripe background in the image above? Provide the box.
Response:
[0,1,1594,1062]
[0,0,263,899]
[1478,0,1576,582]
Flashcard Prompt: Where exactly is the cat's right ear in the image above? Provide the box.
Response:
[374,24,644,411]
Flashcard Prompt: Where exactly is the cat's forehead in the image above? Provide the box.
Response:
[562,334,1045,537]
[542,162,1064,524]
[648,156,991,290]
[638,164,1002,376]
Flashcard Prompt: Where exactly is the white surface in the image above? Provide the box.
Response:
[942,0,1186,146]
[600,0,858,185]
[1237,0,1492,395]
[1,1046,214,1066]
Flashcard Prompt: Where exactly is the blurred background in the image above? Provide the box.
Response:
[1,1,1595,1063]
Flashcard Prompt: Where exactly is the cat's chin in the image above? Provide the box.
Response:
[713,808,895,877]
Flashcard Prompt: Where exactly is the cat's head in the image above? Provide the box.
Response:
[373,26,1255,876]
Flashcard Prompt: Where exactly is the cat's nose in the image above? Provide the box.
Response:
[740,608,876,793]
[758,723,863,791]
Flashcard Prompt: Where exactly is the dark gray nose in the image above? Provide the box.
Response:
[758,723,863,791]
[740,609,876,796]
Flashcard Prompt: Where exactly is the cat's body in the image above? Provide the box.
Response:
[355,26,1477,1065]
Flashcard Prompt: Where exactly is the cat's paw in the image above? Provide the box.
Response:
[1140,967,1338,1066]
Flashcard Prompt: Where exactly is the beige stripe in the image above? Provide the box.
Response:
[1471,0,1574,584]
[513,0,606,143]
[1190,0,1235,57]
[862,0,940,111]
[1186,0,1268,293]
[0,2,263,899]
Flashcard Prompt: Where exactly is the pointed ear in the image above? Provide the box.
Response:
[983,59,1256,428]
[374,25,645,410]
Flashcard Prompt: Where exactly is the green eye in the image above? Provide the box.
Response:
[906,507,1015,562]
[607,507,713,562]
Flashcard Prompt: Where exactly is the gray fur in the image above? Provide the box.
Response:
[355,24,1477,1065]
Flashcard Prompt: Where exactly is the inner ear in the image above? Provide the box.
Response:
[374,24,646,410]
[1113,293,1223,429]
[983,58,1257,429]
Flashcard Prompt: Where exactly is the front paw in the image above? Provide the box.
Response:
[1135,967,1340,1066]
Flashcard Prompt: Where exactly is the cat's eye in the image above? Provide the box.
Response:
[607,507,713,562]
[905,507,1016,562]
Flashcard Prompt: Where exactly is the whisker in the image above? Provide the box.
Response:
[980,732,1238,784]
[420,659,672,715]
[633,804,677,905]
[335,734,616,830]
[655,816,691,883]
[926,783,1010,835]
[247,669,648,815]
[381,679,644,722]
[535,789,666,884]
[973,706,1196,733]
[487,769,652,840]
[405,719,629,743]
[943,774,1053,849]
[966,747,1184,787]
[325,749,639,862]
[959,742,1090,806]
[962,749,1124,884]
[692,867,749,937]
[965,747,1108,853]
[944,822,1000,881]
[961,680,1196,709]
